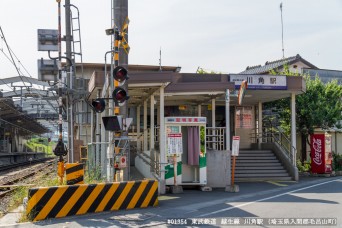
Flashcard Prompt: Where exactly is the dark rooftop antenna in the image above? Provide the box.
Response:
[280,2,285,58]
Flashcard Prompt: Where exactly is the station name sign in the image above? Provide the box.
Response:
[165,117,206,124]
[230,74,287,90]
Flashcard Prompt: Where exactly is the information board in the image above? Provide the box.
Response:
[232,136,240,156]
[167,133,183,155]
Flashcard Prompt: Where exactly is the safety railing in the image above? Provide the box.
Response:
[206,127,226,150]
[251,124,296,166]
[135,149,161,179]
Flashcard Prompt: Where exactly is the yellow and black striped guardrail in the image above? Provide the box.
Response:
[26,179,158,221]
[65,163,84,185]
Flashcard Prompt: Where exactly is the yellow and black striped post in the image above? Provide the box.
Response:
[26,179,158,221]
[65,163,84,185]
[113,30,121,181]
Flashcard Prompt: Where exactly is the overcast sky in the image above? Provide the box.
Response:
[1,0,342,79]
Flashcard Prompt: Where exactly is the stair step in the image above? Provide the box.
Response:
[235,163,283,169]
[235,166,284,170]
[239,150,273,153]
[235,160,280,163]
[237,156,276,160]
[235,176,292,182]
[236,170,287,174]
[236,173,290,177]
[229,149,292,182]
[238,153,275,157]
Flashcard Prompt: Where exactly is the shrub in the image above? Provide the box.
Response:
[297,159,310,172]
[333,153,342,171]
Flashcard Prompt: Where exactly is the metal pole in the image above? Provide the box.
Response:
[137,105,141,151]
[57,0,64,185]
[114,0,128,117]
[258,101,263,149]
[159,86,166,194]
[225,89,230,151]
[225,89,231,188]
[65,0,74,163]
[20,87,23,108]
[96,90,101,171]
[113,0,128,181]
[211,98,216,150]
[144,100,148,151]
[150,95,155,150]
[105,50,115,181]
[291,93,296,166]
[280,2,285,58]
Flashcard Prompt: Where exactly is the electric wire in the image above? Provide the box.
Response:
[0,27,60,133]
[0,26,59,112]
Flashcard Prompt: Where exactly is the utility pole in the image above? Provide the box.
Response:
[114,0,128,118]
[280,2,285,59]
[65,0,74,163]
[55,0,68,185]
[113,0,129,181]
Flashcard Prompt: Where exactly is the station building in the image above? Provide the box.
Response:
[75,54,329,193]
[2,54,340,193]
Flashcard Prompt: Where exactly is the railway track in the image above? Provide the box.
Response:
[0,157,55,172]
[0,159,56,199]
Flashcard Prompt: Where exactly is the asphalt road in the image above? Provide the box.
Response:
[2,176,341,228]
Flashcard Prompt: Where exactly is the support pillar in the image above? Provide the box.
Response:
[258,101,263,149]
[137,105,141,151]
[211,98,216,150]
[291,93,299,181]
[150,95,155,150]
[95,90,101,172]
[225,89,231,189]
[159,86,166,194]
[90,109,94,143]
[198,104,201,117]
[225,90,230,151]
[143,100,148,151]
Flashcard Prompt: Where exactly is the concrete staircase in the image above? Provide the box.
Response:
[234,150,292,182]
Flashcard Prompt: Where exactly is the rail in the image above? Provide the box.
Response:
[132,126,228,151]
[136,149,162,179]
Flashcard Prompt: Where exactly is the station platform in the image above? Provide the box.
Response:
[0,152,46,167]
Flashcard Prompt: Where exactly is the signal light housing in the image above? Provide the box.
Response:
[113,66,129,84]
[112,66,129,105]
[112,87,129,105]
[92,98,106,113]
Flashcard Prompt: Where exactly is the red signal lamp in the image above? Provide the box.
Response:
[113,66,129,83]
[92,98,106,113]
[112,87,129,104]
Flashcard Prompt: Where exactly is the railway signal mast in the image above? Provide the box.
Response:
[37,0,72,184]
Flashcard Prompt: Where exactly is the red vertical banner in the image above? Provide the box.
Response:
[310,134,325,174]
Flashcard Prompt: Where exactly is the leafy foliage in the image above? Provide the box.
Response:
[265,66,342,137]
[269,64,301,77]
[265,65,342,162]
[296,159,311,172]
[297,76,342,136]
[196,67,220,74]
[333,153,342,171]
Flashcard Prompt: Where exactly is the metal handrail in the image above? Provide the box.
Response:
[251,123,297,166]
[206,127,226,150]
[136,149,161,176]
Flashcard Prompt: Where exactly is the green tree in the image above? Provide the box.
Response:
[196,67,220,74]
[265,66,342,162]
